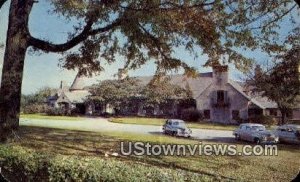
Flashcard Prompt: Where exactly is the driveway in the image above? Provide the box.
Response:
[20,117,235,142]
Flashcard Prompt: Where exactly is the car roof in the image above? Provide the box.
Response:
[240,123,265,127]
[280,124,300,129]
[168,119,184,122]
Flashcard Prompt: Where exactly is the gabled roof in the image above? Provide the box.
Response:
[64,90,90,103]
[56,92,71,103]
[228,80,277,109]
[70,72,86,91]
[135,73,214,98]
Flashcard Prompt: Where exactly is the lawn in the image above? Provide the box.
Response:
[1,126,299,181]
[110,117,238,131]
[20,113,84,121]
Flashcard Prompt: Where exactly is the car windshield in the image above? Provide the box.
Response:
[251,126,265,131]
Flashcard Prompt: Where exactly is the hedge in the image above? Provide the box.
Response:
[0,145,212,182]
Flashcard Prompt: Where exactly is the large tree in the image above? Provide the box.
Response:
[0,0,299,141]
[249,46,300,125]
[89,78,141,111]
[141,76,191,107]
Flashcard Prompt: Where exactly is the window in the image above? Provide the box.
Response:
[204,110,210,119]
[232,110,239,120]
[217,90,225,103]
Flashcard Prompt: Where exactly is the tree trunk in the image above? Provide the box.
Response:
[0,0,33,142]
[279,108,287,125]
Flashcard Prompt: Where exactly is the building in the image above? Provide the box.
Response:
[47,65,300,123]
[47,72,91,115]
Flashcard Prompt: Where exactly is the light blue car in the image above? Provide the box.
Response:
[274,124,300,145]
[162,119,192,137]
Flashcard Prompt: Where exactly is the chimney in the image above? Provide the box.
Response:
[60,81,63,89]
[212,65,229,86]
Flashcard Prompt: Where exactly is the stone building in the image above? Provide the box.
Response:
[47,72,91,115]
[47,66,300,123]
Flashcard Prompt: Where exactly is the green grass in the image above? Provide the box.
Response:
[110,117,238,131]
[20,113,83,121]
[4,126,299,182]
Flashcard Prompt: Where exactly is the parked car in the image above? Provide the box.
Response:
[274,124,300,144]
[233,123,279,144]
[162,119,192,137]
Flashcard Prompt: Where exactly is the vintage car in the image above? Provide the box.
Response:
[233,123,279,144]
[162,119,192,137]
[274,124,300,144]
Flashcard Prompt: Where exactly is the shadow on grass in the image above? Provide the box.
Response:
[14,126,237,181]
[17,126,120,156]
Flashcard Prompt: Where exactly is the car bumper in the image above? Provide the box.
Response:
[260,137,279,144]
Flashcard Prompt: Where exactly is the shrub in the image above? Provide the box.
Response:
[46,107,65,116]
[249,115,277,126]
[180,108,202,122]
[0,145,210,181]
[23,104,50,114]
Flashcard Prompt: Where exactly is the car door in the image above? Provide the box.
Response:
[239,126,248,140]
[243,126,253,142]
[285,127,297,143]
[277,127,287,143]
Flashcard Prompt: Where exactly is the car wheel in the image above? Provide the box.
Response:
[172,131,178,136]
[254,138,260,144]
[234,134,240,140]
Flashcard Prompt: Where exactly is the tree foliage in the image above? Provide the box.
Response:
[89,76,191,109]
[248,46,300,124]
[141,77,191,107]
[30,0,300,75]
[89,78,141,108]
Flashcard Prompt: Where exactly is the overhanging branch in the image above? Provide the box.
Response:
[28,18,122,52]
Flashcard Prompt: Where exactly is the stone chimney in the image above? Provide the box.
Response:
[212,65,229,86]
[118,68,128,80]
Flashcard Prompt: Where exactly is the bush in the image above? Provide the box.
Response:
[46,107,65,116]
[22,104,50,114]
[249,115,277,126]
[180,108,202,122]
[0,146,209,181]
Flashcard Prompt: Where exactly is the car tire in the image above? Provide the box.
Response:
[172,131,177,136]
[254,138,260,144]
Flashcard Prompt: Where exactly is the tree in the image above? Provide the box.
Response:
[141,76,191,107]
[248,46,300,125]
[89,78,141,113]
[0,0,299,141]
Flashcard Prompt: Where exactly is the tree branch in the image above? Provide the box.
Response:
[120,1,215,12]
[28,18,122,52]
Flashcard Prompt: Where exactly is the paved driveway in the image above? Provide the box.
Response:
[20,117,235,142]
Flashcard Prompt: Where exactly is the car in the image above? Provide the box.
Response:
[233,123,279,144]
[162,119,192,137]
[274,124,300,144]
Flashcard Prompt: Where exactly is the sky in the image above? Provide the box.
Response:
[0,1,298,95]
